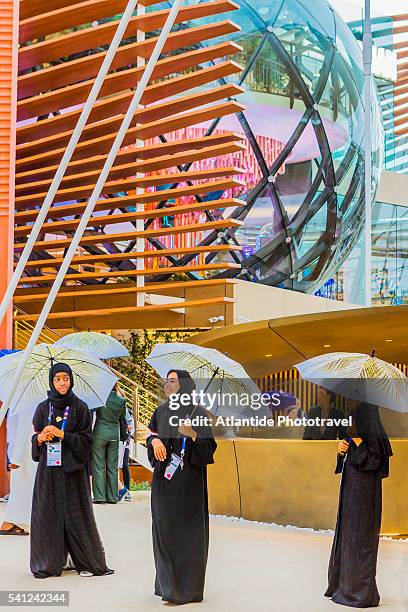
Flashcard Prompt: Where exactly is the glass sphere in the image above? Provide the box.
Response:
[149,0,383,292]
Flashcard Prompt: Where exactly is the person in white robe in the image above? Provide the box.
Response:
[0,411,37,535]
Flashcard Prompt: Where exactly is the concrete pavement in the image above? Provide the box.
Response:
[0,493,407,611]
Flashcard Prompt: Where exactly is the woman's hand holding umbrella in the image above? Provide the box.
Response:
[338,440,349,455]
[178,422,197,441]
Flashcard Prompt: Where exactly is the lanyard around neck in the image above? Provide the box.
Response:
[48,403,70,433]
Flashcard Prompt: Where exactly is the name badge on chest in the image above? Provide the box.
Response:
[47,442,62,467]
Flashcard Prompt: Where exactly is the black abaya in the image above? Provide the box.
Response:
[30,396,109,579]
[325,406,393,608]
[147,402,217,605]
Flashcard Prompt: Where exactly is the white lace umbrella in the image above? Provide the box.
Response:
[54,332,129,359]
[295,351,408,413]
[0,343,118,415]
[146,343,266,417]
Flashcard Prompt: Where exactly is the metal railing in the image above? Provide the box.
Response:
[14,307,62,349]
[114,357,160,395]
[113,368,161,437]
[12,308,160,433]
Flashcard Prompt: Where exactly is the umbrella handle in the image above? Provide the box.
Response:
[203,366,220,394]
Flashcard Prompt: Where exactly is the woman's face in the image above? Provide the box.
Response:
[317,388,330,408]
[164,372,180,398]
[286,407,299,420]
[53,372,71,395]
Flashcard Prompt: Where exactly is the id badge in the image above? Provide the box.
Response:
[164,453,182,480]
[47,442,62,467]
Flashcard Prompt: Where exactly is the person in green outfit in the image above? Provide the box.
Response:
[92,383,126,504]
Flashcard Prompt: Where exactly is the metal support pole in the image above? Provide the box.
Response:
[363,0,372,307]
[0,0,139,330]
[136,2,146,308]
[0,0,184,426]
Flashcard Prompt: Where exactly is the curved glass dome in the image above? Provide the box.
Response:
[149,0,383,292]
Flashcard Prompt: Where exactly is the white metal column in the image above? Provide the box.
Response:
[363,0,372,307]
[136,2,146,308]
[0,0,185,425]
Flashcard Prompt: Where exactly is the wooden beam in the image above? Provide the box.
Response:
[18,41,242,120]
[392,24,408,36]
[15,140,245,196]
[16,100,245,169]
[15,167,245,209]
[16,132,242,178]
[20,0,132,43]
[15,218,243,251]
[14,178,244,221]
[393,39,408,51]
[18,58,242,145]
[18,262,241,284]
[16,76,243,161]
[15,140,245,187]
[14,196,244,235]
[20,0,91,20]
[393,113,408,128]
[398,68,408,79]
[14,278,235,302]
[392,13,408,21]
[20,0,161,21]
[14,296,236,321]
[23,244,243,269]
[393,83,408,97]
[18,21,240,102]
[18,0,239,69]
[393,100,408,117]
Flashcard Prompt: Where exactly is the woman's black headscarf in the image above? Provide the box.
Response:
[353,402,393,474]
[167,369,195,396]
[158,370,197,439]
[48,362,75,409]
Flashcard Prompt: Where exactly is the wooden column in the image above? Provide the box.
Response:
[0,0,19,496]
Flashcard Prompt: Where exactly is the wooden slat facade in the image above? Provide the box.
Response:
[12,0,246,324]
[392,14,408,136]
[0,0,19,498]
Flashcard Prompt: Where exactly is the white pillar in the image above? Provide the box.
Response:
[363,0,372,307]
[136,2,146,307]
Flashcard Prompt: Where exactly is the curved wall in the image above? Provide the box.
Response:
[208,439,408,535]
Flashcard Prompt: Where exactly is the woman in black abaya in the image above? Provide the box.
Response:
[30,362,114,579]
[325,402,393,608]
[147,369,217,605]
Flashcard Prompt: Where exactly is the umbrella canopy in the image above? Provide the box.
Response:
[0,343,118,415]
[54,332,129,359]
[0,349,19,358]
[295,351,408,413]
[146,343,266,417]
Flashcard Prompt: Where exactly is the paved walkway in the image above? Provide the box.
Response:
[0,494,407,611]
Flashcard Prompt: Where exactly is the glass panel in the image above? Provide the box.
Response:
[274,0,335,41]
[371,202,408,306]
[274,160,313,221]
[233,185,281,258]
[252,241,292,285]
[293,201,327,260]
